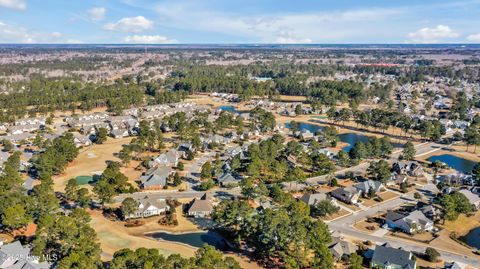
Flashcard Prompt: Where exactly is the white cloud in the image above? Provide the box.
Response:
[0,22,71,43]
[51,32,62,38]
[0,0,26,10]
[104,16,153,33]
[153,2,404,43]
[467,33,480,42]
[87,7,106,21]
[408,25,459,43]
[0,21,35,42]
[124,35,177,44]
[65,39,83,44]
[275,30,312,44]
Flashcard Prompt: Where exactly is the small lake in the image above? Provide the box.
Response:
[149,231,227,250]
[285,122,402,151]
[218,106,239,114]
[461,227,480,249]
[427,154,477,173]
[75,175,100,185]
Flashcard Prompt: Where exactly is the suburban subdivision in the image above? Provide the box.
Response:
[0,44,479,269]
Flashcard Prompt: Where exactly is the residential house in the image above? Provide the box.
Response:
[14,117,46,126]
[151,149,180,167]
[330,187,360,204]
[385,210,434,233]
[439,172,474,186]
[386,174,408,186]
[124,196,170,219]
[329,240,357,261]
[392,161,424,177]
[217,173,240,187]
[187,193,214,218]
[72,133,92,147]
[125,119,139,135]
[111,128,129,139]
[139,166,173,190]
[353,180,386,195]
[178,143,195,158]
[318,148,334,159]
[281,182,309,192]
[8,124,43,135]
[3,133,35,143]
[202,134,232,145]
[299,129,314,140]
[458,189,480,209]
[371,244,416,269]
[300,192,337,206]
[419,203,441,221]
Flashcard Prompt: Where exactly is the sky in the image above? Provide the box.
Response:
[1,0,480,44]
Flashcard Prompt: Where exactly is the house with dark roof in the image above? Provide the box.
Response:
[371,244,416,269]
[392,161,424,177]
[330,187,360,204]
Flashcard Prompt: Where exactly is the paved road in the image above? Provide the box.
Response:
[184,151,217,190]
[306,141,438,185]
[114,188,242,203]
[327,193,480,267]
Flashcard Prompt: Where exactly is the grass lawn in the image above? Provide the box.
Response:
[321,209,350,221]
[439,211,480,235]
[378,191,400,202]
[53,137,132,191]
[353,220,381,234]
[388,231,436,243]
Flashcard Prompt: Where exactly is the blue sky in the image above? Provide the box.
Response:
[1,0,480,44]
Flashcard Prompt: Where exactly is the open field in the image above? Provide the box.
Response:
[89,208,262,268]
[53,137,133,191]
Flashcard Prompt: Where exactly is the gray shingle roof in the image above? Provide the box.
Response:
[372,245,415,269]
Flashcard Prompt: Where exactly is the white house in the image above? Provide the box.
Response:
[124,196,170,219]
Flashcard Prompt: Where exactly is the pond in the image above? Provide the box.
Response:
[427,154,477,173]
[75,175,100,185]
[460,227,480,249]
[149,231,227,250]
[218,105,239,114]
[285,122,402,152]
